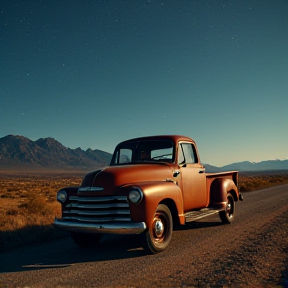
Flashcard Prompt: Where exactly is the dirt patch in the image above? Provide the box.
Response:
[183,208,288,287]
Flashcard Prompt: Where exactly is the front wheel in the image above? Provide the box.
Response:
[219,192,235,224]
[141,204,173,254]
[71,232,103,248]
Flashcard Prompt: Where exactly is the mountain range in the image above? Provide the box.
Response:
[0,135,287,172]
[0,135,112,171]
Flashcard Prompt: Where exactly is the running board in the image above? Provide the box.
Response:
[185,208,220,223]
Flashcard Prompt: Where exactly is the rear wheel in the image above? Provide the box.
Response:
[71,232,103,248]
[219,192,235,224]
[141,204,173,254]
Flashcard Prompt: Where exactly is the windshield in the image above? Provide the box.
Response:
[110,140,174,165]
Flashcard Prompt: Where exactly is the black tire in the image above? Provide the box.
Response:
[141,204,173,254]
[71,232,103,248]
[219,192,235,224]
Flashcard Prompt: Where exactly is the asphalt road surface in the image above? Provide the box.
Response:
[1,184,288,288]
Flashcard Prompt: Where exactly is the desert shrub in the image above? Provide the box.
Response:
[0,210,25,230]
[239,174,288,192]
[6,208,18,216]
[23,195,52,216]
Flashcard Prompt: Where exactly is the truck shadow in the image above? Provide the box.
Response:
[174,221,223,231]
[0,234,147,273]
[1,221,223,274]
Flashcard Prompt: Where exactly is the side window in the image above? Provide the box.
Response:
[180,143,198,164]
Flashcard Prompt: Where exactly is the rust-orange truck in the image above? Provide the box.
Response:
[54,135,243,253]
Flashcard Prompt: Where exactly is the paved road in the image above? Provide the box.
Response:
[1,184,288,287]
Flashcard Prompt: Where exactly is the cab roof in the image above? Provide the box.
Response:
[117,135,195,145]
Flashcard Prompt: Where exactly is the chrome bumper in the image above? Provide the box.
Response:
[53,218,146,235]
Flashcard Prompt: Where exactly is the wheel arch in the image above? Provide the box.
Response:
[228,188,238,202]
[159,198,180,227]
[209,178,239,209]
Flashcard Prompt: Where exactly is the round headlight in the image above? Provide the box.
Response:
[128,188,143,204]
[57,190,67,203]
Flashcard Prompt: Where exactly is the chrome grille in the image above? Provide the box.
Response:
[62,195,131,223]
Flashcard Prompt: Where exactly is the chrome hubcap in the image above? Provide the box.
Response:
[154,219,164,238]
[226,198,233,216]
[227,203,231,211]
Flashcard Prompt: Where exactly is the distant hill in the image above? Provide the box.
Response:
[0,135,112,171]
[220,160,288,171]
[0,135,287,172]
[202,163,221,173]
[204,160,288,173]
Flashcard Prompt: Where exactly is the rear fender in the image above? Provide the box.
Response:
[127,182,184,229]
[209,178,239,209]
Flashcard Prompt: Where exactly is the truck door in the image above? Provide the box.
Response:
[178,143,206,212]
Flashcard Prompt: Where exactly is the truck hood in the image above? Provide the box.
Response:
[80,164,173,195]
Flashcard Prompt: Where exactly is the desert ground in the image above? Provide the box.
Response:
[1,170,288,252]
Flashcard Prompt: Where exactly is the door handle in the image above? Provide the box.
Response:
[199,169,205,174]
[173,170,180,177]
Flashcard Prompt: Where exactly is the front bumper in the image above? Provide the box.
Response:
[54,218,147,235]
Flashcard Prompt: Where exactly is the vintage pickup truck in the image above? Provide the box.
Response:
[54,135,243,253]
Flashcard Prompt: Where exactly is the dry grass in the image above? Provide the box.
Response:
[239,171,288,192]
[0,171,83,251]
[1,170,288,252]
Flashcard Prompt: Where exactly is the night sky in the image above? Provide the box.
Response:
[1,0,287,166]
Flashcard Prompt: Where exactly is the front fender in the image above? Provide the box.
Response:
[127,181,183,229]
[209,178,239,209]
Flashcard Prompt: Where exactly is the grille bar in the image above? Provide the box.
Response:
[66,203,129,209]
[62,216,132,223]
[63,209,130,216]
[69,196,127,202]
